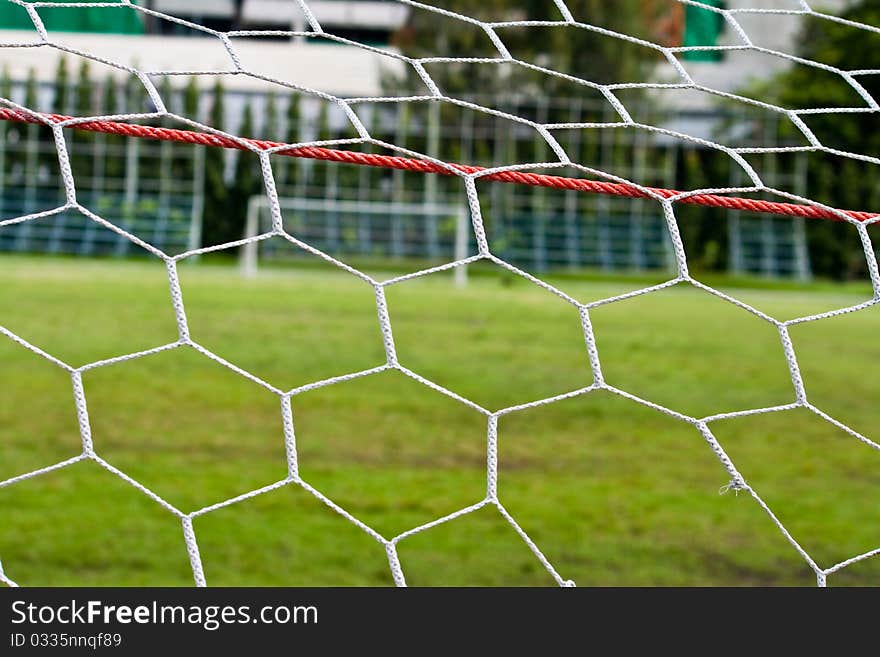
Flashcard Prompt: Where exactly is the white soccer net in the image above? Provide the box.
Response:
[1,0,879,587]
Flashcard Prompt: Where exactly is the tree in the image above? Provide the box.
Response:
[24,68,38,118]
[183,75,199,118]
[159,75,173,119]
[24,69,37,120]
[264,90,278,142]
[675,146,728,272]
[285,93,300,144]
[261,90,286,194]
[276,92,301,191]
[22,69,44,205]
[102,73,125,181]
[52,56,69,114]
[310,102,332,191]
[71,60,95,178]
[0,66,10,197]
[202,78,232,247]
[752,0,880,279]
[74,60,93,115]
[389,0,658,98]
[171,76,200,183]
[230,101,261,240]
[0,66,9,101]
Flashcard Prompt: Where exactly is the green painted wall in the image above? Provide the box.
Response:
[0,1,144,34]
[683,1,726,62]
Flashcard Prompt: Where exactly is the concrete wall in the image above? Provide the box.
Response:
[153,0,409,30]
[0,29,405,97]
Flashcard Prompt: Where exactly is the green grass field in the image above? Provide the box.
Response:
[1,254,879,586]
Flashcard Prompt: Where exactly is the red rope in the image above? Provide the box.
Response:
[1,107,875,224]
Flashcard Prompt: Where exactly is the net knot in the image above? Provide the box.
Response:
[719,479,746,496]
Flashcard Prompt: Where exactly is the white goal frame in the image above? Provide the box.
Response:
[241,196,472,286]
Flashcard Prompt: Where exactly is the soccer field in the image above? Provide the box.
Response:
[1,255,878,586]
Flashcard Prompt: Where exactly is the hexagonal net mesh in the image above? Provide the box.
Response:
[0,0,879,587]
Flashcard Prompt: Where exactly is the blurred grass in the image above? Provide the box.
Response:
[0,255,878,586]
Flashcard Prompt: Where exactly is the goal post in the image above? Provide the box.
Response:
[240,195,473,287]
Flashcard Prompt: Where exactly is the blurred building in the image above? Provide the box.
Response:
[147,0,408,43]
[0,1,857,97]
[0,1,405,95]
